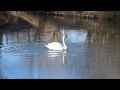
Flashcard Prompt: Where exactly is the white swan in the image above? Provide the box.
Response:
[45,30,67,50]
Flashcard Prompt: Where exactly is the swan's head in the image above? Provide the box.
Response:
[63,35,67,38]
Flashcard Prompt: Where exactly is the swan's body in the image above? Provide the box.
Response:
[45,34,67,50]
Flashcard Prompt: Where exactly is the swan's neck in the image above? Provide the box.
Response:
[63,35,67,49]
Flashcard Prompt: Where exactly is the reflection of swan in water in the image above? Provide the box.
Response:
[47,50,67,64]
[62,50,66,64]
[47,50,61,57]
[45,30,67,50]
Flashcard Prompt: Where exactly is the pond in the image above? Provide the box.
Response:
[0,15,120,79]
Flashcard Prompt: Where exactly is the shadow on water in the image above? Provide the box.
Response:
[33,15,46,42]
[0,31,2,45]
[86,21,120,45]
[0,31,2,78]
[0,15,120,79]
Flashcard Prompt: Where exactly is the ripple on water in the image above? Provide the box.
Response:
[0,42,45,55]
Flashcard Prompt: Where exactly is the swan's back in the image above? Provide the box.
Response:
[45,42,64,50]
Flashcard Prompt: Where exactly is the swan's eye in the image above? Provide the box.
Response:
[65,35,68,38]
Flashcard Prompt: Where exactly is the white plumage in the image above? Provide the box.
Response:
[45,30,67,50]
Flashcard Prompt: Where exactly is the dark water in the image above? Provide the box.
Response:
[0,15,120,79]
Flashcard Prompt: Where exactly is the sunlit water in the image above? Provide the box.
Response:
[0,16,120,79]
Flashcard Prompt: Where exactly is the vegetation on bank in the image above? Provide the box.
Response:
[0,11,16,28]
[1,11,120,27]
[97,11,120,20]
[24,11,120,20]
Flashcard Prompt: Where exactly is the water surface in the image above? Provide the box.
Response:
[0,15,120,79]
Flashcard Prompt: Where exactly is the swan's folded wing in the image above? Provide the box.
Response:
[49,42,61,45]
[47,42,63,50]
